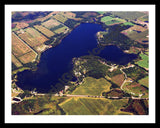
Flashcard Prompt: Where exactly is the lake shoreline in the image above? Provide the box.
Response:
[13,22,138,94]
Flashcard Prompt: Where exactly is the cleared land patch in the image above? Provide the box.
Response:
[12,54,23,68]
[12,32,32,57]
[18,51,37,64]
[34,25,55,38]
[18,27,48,51]
[138,76,149,88]
[101,16,126,26]
[59,97,131,115]
[110,11,146,20]
[53,14,68,23]
[42,19,61,29]
[136,53,148,69]
[12,32,37,64]
[111,74,125,87]
[72,77,111,96]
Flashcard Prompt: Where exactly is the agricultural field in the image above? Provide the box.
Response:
[121,25,147,35]
[34,25,55,38]
[12,95,67,115]
[12,54,23,68]
[137,15,149,22]
[136,53,149,69]
[18,27,49,49]
[53,13,68,23]
[122,22,135,26]
[138,76,149,88]
[11,11,149,116]
[42,18,61,29]
[58,11,76,19]
[12,32,32,57]
[59,97,132,115]
[122,99,148,115]
[111,74,125,87]
[97,11,106,14]
[121,25,148,44]
[81,12,98,18]
[12,22,29,31]
[101,16,126,26]
[123,81,148,97]
[12,32,37,65]
[109,11,147,20]
[71,77,111,96]
[18,51,37,64]
[53,26,69,34]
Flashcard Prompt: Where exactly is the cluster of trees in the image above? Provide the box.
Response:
[123,65,148,81]
[73,55,109,79]
[64,19,80,29]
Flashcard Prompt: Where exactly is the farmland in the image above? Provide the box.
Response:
[123,81,148,97]
[53,13,68,23]
[101,16,126,26]
[71,77,111,96]
[18,27,49,52]
[111,74,125,87]
[138,76,149,88]
[12,32,32,57]
[136,53,149,69]
[12,54,23,68]
[109,11,147,20]
[53,25,69,34]
[18,28,48,44]
[42,19,61,29]
[18,51,37,64]
[59,97,132,115]
[11,11,149,116]
[12,32,38,66]
[34,25,55,38]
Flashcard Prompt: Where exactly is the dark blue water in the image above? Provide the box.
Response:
[16,23,137,93]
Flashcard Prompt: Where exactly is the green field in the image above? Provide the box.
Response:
[59,97,132,115]
[136,53,149,69]
[110,11,146,20]
[101,16,126,25]
[72,77,111,96]
[122,22,135,26]
[54,26,69,34]
[138,76,149,88]
[101,16,113,22]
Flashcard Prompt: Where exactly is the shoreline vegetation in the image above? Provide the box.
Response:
[11,11,149,115]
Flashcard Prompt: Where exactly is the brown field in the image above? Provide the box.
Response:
[12,32,31,57]
[111,74,125,86]
[132,100,146,115]
[59,11,76,19]
[53,14,68,23]
[42,19,61,29]
[14,22,29,29]
[12,32,37,65]
[122,99,148,115]
[35,11,59,22]
[121,25,147,35]
[18,51,37,64]
[12,54,23,67]
[34,25,55,37]
[25,27,41,38]
[82,12,98,18]
[18,27,48,48]
[18,32,40,47]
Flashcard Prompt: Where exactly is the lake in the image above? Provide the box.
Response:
[16,23,137,93]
